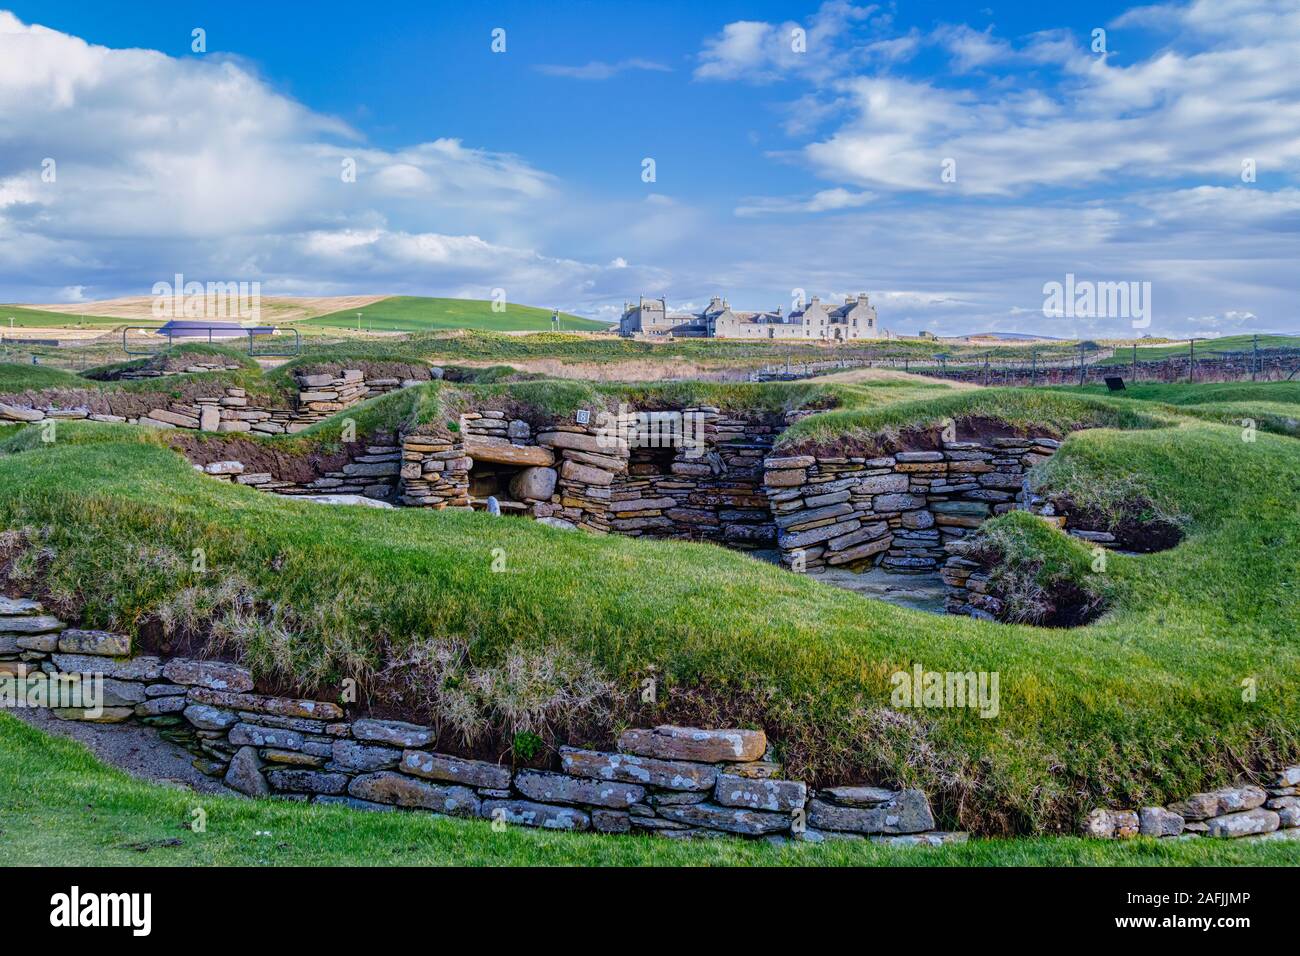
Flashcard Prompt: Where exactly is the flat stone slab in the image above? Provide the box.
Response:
[714,773,806,812]
[514,769,645,808]
[1206,808,1280,838]
[400,750,512,790]
[483,799,590,831]
[617,726,766,763]
[1,614,65,634]
[229,722,303,751]
[559,747,717,791]
[348,771,480,816]
[1168,785,1268,821]
[52,654,163,681]
[808,789,935,834]
[56,629,130,656]
[162,659,253,692]
[188,688,342,721]
[350,718,434,747]
[0,596,43,616]
[654,802,791,835]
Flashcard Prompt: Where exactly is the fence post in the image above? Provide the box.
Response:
[1132,343,1137,383]
[1252,334,1258,381]
[1189,339,1195,383]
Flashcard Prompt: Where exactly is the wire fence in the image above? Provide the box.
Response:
[754,337,1300,387]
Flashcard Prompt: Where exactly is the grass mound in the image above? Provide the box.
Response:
[959,512,1112,626]
[1,388,1298,834]
[778,388,1165,453]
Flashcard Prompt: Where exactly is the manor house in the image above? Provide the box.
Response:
[618,293,881,341]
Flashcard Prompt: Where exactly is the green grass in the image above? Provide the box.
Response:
[300,296,609,333]
[1,381,1297,835]
[1049,382,1300,438]
[0,363,90,392]
[779,387,1165,449]
[1096,334,1300,364]
[2,714,1293,866]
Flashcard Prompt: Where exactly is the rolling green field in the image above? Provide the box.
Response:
[0,305,148,329]
[2,379,1298,843]
[2,713,1293,866]
[300,296,608,333]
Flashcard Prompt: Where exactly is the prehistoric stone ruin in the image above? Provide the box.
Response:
[0,594,962,844]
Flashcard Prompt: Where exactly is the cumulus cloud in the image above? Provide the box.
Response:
[0,11,615,309]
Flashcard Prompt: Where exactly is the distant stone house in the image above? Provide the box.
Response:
[619,293,881,340]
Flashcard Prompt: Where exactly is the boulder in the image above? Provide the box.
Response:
[509,466,558,501]
[224,746,269,797]
[617,726,767,763]
[1139,806,1185,837]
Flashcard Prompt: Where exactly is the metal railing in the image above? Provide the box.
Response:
[122,326,300,357]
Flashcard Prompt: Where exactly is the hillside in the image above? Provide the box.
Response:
[300,296,609,333]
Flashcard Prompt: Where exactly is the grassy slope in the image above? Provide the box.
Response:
[300,296,608,333]
[1048,382,1300,438]
[2,714,1292,866]
[0,305,151,329]
[1,384,1297,834]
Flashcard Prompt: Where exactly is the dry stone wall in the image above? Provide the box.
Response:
[6,592,1297,842]
[761,436,1061,574]
[0,366,434,436]
[0,593,964,845]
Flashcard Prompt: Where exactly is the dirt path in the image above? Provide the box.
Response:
[11,707,234,796]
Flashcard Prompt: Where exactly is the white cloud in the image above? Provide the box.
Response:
[536,59,671,80]
[0,10,618,310]
[735,187,875,216]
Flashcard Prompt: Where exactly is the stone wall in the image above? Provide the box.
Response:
[0,366,433,436]
[394,407,784,544]
[7,591,1297,842]
[1084,781,1300,842]
[0,594,962,845]
[761,436,1060,574]
[196,442,403,502]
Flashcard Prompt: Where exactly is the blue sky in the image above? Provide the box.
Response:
[1,0,1297,336]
